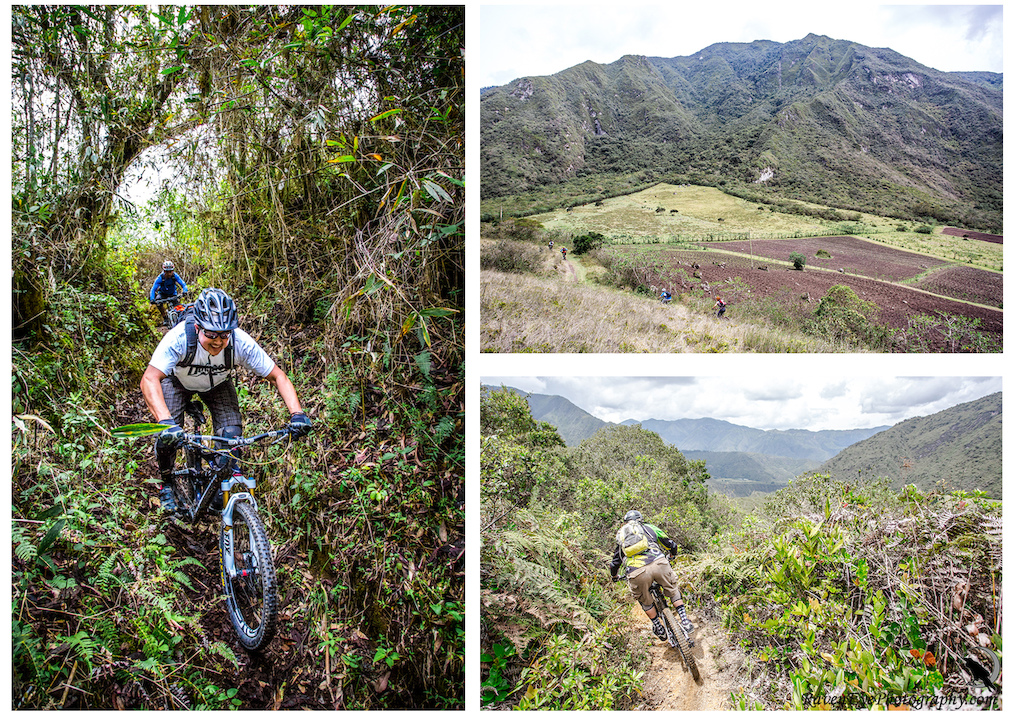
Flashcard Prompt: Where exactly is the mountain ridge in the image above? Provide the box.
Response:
[481,33,1002,230]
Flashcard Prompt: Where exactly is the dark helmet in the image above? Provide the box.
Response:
[624,510,642,522]
[193,288,238,331]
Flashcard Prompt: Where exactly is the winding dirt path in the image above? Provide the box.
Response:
[627,603,746,710]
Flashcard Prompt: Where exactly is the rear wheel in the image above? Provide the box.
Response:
[221,500,278,650]
[663,611,701,683]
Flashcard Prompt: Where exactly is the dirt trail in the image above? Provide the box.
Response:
[552,249,579,283]
[628,602,745,711]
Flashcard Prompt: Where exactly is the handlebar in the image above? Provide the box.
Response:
[184,428,292,451]
[153,295,181,305]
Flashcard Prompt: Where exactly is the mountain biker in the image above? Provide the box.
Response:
[660,288,672,304]
[139,287,312,513]
[610,510,695,641]
[149,261,188,319]
[561,246,567,260]
[715,296,726,318]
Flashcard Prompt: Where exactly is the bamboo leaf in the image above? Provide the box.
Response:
[370,109,402,123]
[111,423,171,438]
[421,179,452,204]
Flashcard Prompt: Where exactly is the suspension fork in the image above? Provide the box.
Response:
[220,492,258,579]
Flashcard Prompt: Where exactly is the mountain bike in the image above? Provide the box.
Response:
[618,574,701,683]
[154,294,185,328]
[170,402,288,650]
[648,579,701,683]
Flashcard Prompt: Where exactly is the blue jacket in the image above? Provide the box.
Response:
[150,272,187,302]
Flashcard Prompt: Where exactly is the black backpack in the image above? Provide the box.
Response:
[179,304,234,370]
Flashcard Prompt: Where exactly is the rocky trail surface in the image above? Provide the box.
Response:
[628,603,746,710]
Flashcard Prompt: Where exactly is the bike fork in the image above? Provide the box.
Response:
[220,493,257,579]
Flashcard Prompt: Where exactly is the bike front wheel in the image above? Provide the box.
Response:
[221,500,278,650]
[663,611,701,683]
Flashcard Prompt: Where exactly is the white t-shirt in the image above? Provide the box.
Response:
[149,321,275,392]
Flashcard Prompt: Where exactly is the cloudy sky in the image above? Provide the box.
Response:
[479,376,1002,432]
[479,3,1003,88]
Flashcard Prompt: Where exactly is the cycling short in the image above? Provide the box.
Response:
[626,557,682,608]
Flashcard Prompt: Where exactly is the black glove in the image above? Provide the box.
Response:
[287,411,312,438]
[670,546,678,557]
[157,418,185,446]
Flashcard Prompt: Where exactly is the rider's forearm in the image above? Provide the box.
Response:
[141,366,173,421]
[266,365,303,415]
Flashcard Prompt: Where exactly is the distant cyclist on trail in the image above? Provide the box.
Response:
[715,296,727,318]
[548,240,554,251]
[139,287,312,514]
[610,510,695,641]
[149,261,188,319]
[561,246,567,260]
[660,288,672,304]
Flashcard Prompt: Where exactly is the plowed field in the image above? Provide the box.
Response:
[625,239,1002,352]
[941,227,1003,244]
[706,236,944,282]
[909,266,1003,309]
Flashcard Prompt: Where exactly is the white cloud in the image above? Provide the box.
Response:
[481,376,1002,432]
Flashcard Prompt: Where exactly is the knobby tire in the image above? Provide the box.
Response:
[663,610,701,683]
[221,500,278,650]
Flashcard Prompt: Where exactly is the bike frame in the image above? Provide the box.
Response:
[176,430,288,516]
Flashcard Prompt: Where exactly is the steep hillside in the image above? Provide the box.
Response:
[818,392,1002,497]
[481,34,1002,229]
[482,385,609,446]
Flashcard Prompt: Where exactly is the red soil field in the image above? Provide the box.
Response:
[632,247,1002,352]
[705,236,943,282]
[941,228,1003,244]
[909,266,1003,309]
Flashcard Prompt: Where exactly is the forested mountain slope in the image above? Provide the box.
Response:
[481,34,1002,230]
[12,6,464,710]
[818,392,1002,497]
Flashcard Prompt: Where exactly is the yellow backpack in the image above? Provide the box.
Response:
[617,520,650,557]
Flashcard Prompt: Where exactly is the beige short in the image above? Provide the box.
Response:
[626,557,682,608]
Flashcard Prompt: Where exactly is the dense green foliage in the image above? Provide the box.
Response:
[481,35,1002,231]
[482,390,1002,710]
[480,388,730,709]
[692,474,1002,710]
[12,5,464,709]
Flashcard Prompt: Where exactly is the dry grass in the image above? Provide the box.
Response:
[480,267,854,353]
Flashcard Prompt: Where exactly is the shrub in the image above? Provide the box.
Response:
[803,284,895,350]
[789,252,807,270]
[481,240,545,275]
[571,231,605,256]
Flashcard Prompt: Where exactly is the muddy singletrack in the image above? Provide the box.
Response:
[627,603,745,711]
